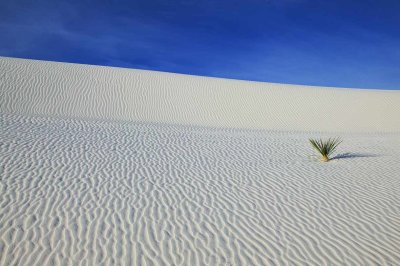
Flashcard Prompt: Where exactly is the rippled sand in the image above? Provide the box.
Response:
[1,57,400,265]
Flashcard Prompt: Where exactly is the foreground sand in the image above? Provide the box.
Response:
[1,57,400,265]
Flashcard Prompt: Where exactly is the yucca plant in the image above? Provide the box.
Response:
[309,137,342,162]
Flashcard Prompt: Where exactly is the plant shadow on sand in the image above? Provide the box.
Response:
[332,152,379,160]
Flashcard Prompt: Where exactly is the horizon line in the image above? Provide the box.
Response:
[2,55,399,92]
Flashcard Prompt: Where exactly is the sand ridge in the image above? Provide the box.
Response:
[1,56,399,132]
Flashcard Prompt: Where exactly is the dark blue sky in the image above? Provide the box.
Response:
[1,0,400,89]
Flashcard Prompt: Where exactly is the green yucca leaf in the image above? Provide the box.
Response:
[309,137,342,162]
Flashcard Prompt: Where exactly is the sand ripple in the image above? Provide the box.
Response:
[1,113,399,265]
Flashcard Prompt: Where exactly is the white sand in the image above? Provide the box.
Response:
[0,57,399,265]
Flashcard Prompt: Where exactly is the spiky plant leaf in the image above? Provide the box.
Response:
[309,137,342,162]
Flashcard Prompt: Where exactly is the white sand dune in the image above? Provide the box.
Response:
[0,57,400,265]
[1,57,400,132]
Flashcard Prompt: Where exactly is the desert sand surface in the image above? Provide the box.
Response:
[1,57,400,265]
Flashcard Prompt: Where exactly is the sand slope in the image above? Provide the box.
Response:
[1,57,399,132]
[1,57,400,265]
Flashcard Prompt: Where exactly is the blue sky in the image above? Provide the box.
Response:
[1,0,400,89]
